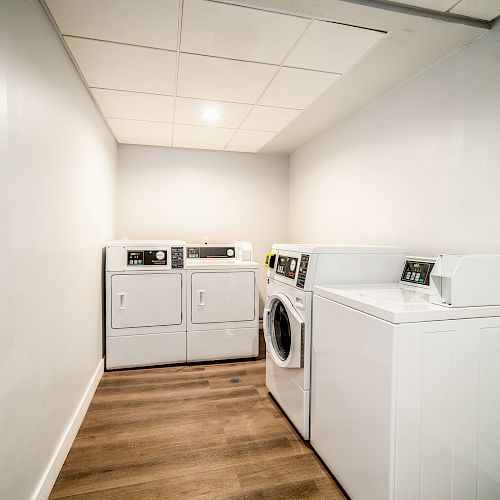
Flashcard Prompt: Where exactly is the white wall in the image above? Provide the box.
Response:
[116,145,289,312]
[289,22,500,257]
[0,1,117,498]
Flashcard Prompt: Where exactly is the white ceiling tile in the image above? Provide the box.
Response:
[258,67,339,109]
[226,130,276,153]
[285,21,384,74]
[241,106,301,132]
[181,0,309,64]
[386,0,457,11]
[91,88,174,122]
[177,53,277,104]
[45,0,179,50]
[173,124,235,150]
[175,98,251,128]
[451,0,500,21]
[107,118,172,145]
[64,37,176,94]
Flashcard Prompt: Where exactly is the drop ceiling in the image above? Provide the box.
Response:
[43,0,494,154]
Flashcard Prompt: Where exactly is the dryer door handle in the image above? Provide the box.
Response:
[197,289,205,306]
[118,292,127,310]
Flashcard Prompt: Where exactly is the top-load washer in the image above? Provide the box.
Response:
[105,240,186,370]
[311,254,500,500]
[263,244,407,439]
[186,241,259,362]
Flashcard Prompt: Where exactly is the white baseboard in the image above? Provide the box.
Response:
[33,358,104,500]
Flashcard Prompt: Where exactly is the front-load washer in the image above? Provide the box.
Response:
[105,240,186,370]
[311,254,500,500]
[186,242,259,362]
[264,244,407,439]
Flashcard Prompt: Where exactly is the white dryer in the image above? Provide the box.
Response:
[105,240,186,370]
[264,244,407,439]
[311,255,500,500]
[186,242,259,362]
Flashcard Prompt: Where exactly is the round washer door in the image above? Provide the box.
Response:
[264,293,304,368]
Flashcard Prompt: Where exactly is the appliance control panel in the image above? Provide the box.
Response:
[126,247,184,268]
[400,259,434,286]
[187,246,235,259]
[127,251,145,266]
[296,254,310,289]
[128,250,168,266]
[171,247,184,268]
[276,255,298,280]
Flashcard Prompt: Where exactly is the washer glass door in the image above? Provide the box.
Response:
[264,293,304,368]
[271,300,291,361]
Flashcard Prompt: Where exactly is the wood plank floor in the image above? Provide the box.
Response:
[50,351,346,499]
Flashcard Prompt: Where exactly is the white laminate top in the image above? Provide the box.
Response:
[314,283,500,323]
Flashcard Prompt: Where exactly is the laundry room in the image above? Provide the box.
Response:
[2,1,500,499]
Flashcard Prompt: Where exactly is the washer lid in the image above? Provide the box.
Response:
[314,283,500,324]
[271,243,406,254]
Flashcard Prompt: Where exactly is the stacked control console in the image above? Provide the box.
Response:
[187,245,235,259]
[126,247,185,268]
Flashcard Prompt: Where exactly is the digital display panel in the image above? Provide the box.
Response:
[276,256,298,280]
[144,250,167,265]
[401,260,434,285]
[187,247,235,258]
[127,251,144,265]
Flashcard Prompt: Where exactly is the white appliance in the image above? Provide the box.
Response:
[311,255,500,500]
[105,240,186,370]
[264,244,407,440]
[186,242,259,362]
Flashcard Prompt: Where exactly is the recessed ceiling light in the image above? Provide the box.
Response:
[201,109,222,122]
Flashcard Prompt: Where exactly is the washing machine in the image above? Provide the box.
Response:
[186,241,259,362]
[311,254,500,500]
[105,240,186,370]
[263,244,407,439]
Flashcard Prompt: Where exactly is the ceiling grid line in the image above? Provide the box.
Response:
[447,1,464,12]
[57,34,177,52]
[171,0,186,147]
[54,33,352,75]
[88,86,305,111]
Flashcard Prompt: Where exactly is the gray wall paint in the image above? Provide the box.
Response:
[116,145,289,314]
[0,1,117,498]
[289,22,500,257]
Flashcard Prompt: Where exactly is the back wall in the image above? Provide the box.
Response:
[116,145,289,313]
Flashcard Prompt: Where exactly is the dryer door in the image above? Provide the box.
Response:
[191,271,255,324]
[111,273,182,329]
[264,293,304,368]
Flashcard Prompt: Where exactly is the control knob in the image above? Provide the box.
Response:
[156,251,165,260]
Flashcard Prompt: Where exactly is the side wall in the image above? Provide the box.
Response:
[289,22,500,256]
[0,1,117,498]
[116,145,289,312]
